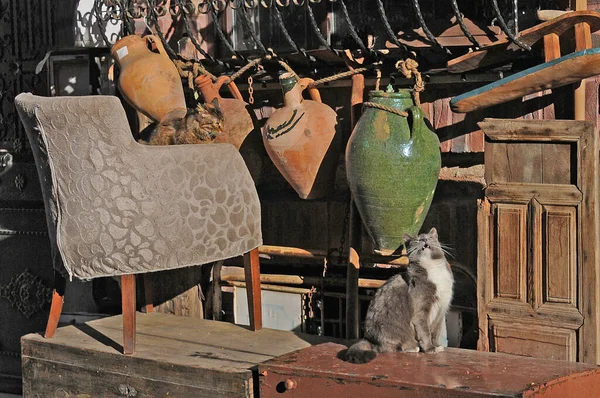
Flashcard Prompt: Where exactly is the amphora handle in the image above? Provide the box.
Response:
[298,78,322,103]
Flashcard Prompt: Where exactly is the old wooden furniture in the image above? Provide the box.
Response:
[21,312,334,397]
[14,93,264,355]
[259,342,600,397]
[477,119,599,363]
[450,48,600,113]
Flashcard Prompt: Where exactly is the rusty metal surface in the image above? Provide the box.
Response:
[259,343,600,397]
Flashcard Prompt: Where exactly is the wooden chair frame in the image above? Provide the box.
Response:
[44,248,262,355]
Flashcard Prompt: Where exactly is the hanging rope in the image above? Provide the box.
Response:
[410,0,451,55]
[490,0,530,50]
[450,0,481,48]
[173,59,209,89]
[375,0,408,54]
[337,0,367,52]
[362,102,409,117]
[396,58,424,106]
[307,67,369,88]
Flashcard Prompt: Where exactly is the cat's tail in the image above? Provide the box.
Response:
[344,339,377,364]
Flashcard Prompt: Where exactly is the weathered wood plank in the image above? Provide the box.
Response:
[21,313,337,397]
[479,118,592,141]
[23,357,243,398]
[485,183,583,205]
[260,343,600,397]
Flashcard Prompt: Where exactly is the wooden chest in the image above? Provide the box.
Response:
[258,342,600,397]
[21,312,330,397]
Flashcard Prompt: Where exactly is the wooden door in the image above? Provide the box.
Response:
[478,119,600,364]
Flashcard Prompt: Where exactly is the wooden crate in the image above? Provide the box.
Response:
[21,312,332,397]
[259,342,600,397]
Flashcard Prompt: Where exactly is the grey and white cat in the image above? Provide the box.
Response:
[345,228,454,364]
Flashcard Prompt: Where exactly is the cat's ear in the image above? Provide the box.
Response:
[402,233,413,243]
[428,227,438,239]
[208,98,224,120]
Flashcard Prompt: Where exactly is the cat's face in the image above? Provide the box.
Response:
[196,98,225,136]
[403,228,445,263]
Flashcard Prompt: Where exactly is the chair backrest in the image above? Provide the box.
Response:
[15,93,262,280]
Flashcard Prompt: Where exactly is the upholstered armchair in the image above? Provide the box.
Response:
[15,93,263,354]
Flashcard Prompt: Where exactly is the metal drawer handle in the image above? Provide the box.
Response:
[284,378,297,390]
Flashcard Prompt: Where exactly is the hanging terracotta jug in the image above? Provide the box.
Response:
[195,74,264,183]
[263,73,339,199]
[346,89,441,254]
[194,75,255,149]
[111,35,186,123]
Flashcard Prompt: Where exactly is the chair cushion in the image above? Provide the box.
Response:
[15,94,262,280]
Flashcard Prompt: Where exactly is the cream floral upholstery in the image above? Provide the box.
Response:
[15,93,262,280]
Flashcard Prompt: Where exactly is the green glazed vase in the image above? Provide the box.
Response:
[345,90,441,253]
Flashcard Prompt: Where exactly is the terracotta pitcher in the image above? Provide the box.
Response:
[195,74,265,184]
[194,75,255,149]
[111,35,186,123]
[263,73,339,199]
[346,89,441,254]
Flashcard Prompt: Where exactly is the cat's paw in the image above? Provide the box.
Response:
[424,345,444,354]
[402,347,420,353]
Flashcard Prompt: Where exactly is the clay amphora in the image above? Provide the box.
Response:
[263,73,339,199]
[346,89,441,254]
[111,35,186,123]
[194,75,255,149]
[195,74,264,184]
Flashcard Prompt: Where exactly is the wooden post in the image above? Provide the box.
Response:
[212,260,223,321]
[44,270,66,339]
[121,274,136,355]
[574,0,589,121]
[142,275,153,314]
[243,248,262,331]
[345,72,365,340]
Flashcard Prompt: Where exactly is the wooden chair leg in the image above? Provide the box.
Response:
[121,274,136,355]
[142,274,153,314]
[45,270,66,338]
[243,248,262,331]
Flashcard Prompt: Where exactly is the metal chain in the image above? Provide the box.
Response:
[306,286,316,319]
[248,75,255,104]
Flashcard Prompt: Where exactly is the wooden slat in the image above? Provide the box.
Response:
[485,183,583,205]
[480,118,592,141]
[22,313,336,397]
[452,49,600,113]
[121,274,136,355]
[477,199,492,351]
[491,322,577,361]
[243,248,262,331]
[577,105,600,364]
[44,270,66,339]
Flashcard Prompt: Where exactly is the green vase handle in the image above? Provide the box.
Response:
[407,105,424,140]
